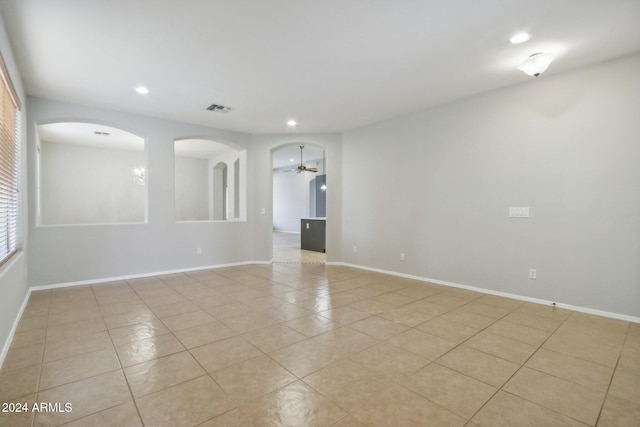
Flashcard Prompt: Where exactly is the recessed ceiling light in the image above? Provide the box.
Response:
[289,158,295,162]
[287,120,297,127]
[135,86,149,95]
[510,33,532,44]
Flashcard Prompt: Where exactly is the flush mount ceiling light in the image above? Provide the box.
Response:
[517,52,555,77]
[135,86,149,95]
[510,33,531,44]
[287,120,297,127]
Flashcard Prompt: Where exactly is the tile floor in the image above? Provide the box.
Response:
[1,263,639,426]
[272,231,325,264]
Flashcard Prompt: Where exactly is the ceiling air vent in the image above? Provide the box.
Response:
[206,103,232,113]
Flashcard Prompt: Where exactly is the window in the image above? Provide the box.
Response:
[0,53,21,266]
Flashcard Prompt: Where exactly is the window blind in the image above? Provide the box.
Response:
[0,52,21,267]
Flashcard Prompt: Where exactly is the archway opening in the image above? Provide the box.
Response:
[174,138,246,222]
[36,121,145,225]
[272,144,327,263]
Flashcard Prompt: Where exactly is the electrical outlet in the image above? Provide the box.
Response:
[400,253,405,261]
[529,268,537,279]
[353,246,358,253]
[509,207,530,218]
[196,247,202,255]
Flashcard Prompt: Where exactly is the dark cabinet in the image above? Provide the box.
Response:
[301,219,326,252]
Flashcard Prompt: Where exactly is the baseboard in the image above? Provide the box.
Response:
[29,260,272,291]
[2,260,276,368]
[14,259,639,369]
[273,230,300,234]
[331,262,640,324]
[0,288,32,371]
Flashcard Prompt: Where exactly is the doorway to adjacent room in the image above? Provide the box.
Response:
[272,144,327,263]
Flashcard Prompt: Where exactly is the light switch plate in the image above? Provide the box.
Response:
[509,207,530,218]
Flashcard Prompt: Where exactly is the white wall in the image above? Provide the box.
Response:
[208,150,245,221]
[0,14,28,365]
[175,155,208,221]
[39,142,145,224]
[27,97,260,286]
[341,54,640,318]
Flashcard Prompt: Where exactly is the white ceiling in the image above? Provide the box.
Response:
[2,0,639,134]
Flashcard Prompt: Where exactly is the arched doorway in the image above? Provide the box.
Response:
[271,144,327,263]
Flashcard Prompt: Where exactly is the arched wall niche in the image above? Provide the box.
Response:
[35,120,147,225]
[174,137,246,222]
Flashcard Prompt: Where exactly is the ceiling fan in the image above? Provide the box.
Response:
[287,145,318,173]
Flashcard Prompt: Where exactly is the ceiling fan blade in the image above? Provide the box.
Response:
[306,168,318,173]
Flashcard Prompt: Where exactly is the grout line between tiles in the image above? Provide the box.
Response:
[32,289,52,427]
[94,282,146,427]
[462,308,589,425]
[593,321,632,427]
